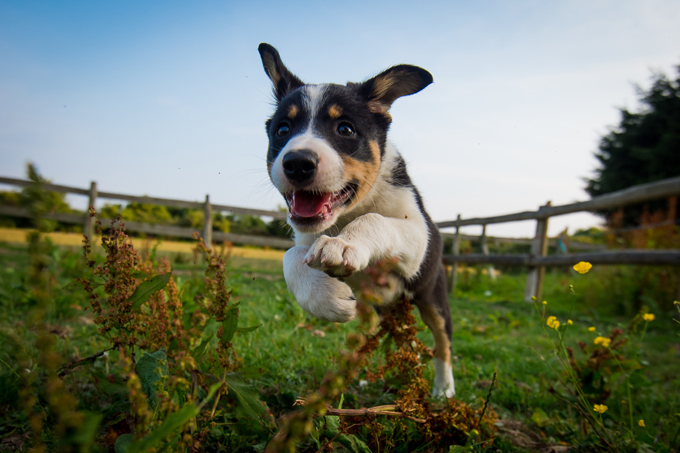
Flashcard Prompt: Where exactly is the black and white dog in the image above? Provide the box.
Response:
[258,43,455,398]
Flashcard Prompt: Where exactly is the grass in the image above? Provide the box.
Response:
[1,239,679,452]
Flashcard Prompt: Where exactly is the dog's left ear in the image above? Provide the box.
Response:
[359,65,433,111]
[258,43,305,102]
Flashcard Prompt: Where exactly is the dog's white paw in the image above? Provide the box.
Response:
[432,384,456,399]
[304,235,369,278]
[432,358,456,399]
[292,272,357,323]
[283,246,358,323]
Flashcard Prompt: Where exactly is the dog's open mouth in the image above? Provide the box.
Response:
[285,184,356,221]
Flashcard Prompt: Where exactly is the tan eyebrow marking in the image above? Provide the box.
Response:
[287,104,298,119]
[328,104,343,119]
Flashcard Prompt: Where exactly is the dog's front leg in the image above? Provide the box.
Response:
[283,246,357,322]
[305,213,428,279]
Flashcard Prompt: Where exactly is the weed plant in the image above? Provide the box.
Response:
[0,211,497,452]
[0,168,679,451]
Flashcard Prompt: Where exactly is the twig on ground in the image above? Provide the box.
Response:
[295,397,427,424]
[57,347,115,377]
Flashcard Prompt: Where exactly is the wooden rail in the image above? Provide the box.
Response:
[0,205,295,249]
[0,176,288,220]
[1,175,679,300]
[437,176,680,301]
[436,176,680,228]
[439,232,605,250]
[443,250,680,267]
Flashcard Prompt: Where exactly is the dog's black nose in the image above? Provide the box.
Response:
[282,150,318,184]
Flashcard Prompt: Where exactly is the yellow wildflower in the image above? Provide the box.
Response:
[588,327,596,332]
[643,313,655,322]
[593,404,608,414]
[674,301,679,305]
[594,336,611,348]
[573,261,592,274]
[567,320,573,325]
[638,419,645,427]
[546,316,560,330]
[542,300,547,305]
[531,296,537,301]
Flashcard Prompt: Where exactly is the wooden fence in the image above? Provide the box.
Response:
[2,175,679,301]
[0,176,294,249]
[437,176,680,301]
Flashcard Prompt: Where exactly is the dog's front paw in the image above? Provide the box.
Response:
[304,235,369,277]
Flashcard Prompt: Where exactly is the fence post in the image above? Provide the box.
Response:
[480,224,497,280]
[448,214,461,295]
[203,194,212,247]
[83,181,98,238]
[524,201,551,302]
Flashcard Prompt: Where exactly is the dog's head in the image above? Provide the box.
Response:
[259,43,432,234]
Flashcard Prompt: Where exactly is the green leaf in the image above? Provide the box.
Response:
[128,272,172,311]
[321,415,341,436]
[223,372,275,435]
[127,404,199,453]
[125,382,221,453]
[221,307,239,343]
[531,408,549,427]
[239,366,269,379]
[236,324,262,334]
[448,446,473,453]
[131,270,150,280]
[192,319,219,360]
[337,434,372,453]
[320,416,371,453]
[114,433,134,453]
[136,349,169,409]
[67,412,102,449]
[91,371,128,396]
[167,338,178,354]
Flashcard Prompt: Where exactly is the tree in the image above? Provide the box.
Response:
[585,65,680,227]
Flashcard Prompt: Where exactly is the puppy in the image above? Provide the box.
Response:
[258,43,455,398]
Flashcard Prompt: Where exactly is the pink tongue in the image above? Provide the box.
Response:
[291,191,332,218]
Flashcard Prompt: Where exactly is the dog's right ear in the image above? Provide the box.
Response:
[258,43,304,102]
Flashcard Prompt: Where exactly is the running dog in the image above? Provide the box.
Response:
[258,43,455,398]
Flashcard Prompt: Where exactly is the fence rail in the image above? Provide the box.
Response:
[0,176,288,220]
[0,177,292,249]
[439,232,605,251]
[437,176,680,227]
[2,175,679,301]
[443,250,680,267]
[438,176,680,301]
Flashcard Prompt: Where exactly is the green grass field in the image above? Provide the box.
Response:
[1,238,679,452]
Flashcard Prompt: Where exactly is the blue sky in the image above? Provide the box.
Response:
[1,0,679,238]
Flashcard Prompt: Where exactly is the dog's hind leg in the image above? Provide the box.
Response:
[283,246,357,323]
[415,270,455,398]
[418,303,455,398]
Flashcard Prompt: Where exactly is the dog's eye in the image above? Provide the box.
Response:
[337,122,355,137]
[276,123,290,137]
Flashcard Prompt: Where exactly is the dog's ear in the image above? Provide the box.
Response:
[258,43,304,102]
[359,65,433,112]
